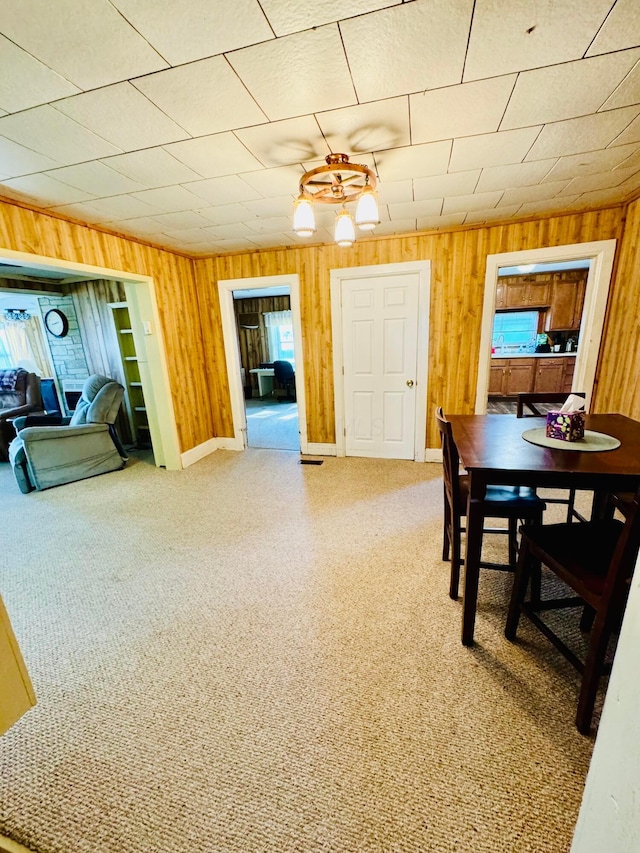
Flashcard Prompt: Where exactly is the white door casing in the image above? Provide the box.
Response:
[331,262,430,461]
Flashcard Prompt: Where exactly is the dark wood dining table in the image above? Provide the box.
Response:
[447,413,640,646]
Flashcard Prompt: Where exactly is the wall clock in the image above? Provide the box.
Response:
[44,309,69,338]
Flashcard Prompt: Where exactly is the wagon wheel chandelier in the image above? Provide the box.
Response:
[293,153,379,247]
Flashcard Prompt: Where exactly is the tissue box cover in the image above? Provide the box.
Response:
[546,411,585,442]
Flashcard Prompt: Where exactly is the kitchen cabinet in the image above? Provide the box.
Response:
[505,281,550,308]
[495,281,507,309]
[489,357,576,397]
[489,358,535,396]
[545,280,585,331]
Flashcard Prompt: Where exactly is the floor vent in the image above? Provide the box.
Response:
[300,459,323,465]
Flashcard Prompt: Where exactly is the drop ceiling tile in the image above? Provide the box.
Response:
[411,75,516,144]
[164,133,263,179]
[372,218,417,235]
[239,165,303,197]
[615,147,640,171]
[133,57,267,137]
[259,0,399,36]
[0,0,168,89]
[159,228,211,244]
[243,197,295,218]
[449,127,542,172]
[205,237,260,252]
[0,35,80,113]
[227,25,356,121]
[498,181,571,206]
[183,176,262,206]
[316,97,410,155]
[377,180,413,205]
[250,233,296,248]
[572,187,632,208]
[609,113,640,147]
[116,217,166,235]
[464,0,613,81]
[101,149,202,188]
[150,211,215,230]
[244,216,292,234]
[475,160,558,193]
[81,195,163,220]
[442,191,503,215]
[0,174,93,207]
[541,144,640,180]
[525,106,640,161]
[0,137,61,178]
[205,223,254,240]
[130,185,209,213]
[464,205,521,224]
[44,162,146,196]
[414,170,480,200]
[517,196,582,217]
[587,0,640,56]
[0,106,121,166]
[54,84,190,152]
[416,213,466,231]
[341,0,473,103]
[235,116,330,168]
[601,61,640,111]
[375,141,451,182]
[388,199,443,220]
[501,50,640,130]
[50,201,118,224]
[557,166,640,196]
[111,0,274,65]
[197,204,253,225]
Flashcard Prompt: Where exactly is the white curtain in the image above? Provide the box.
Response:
[0,318,52,375]
[264,311,294,364]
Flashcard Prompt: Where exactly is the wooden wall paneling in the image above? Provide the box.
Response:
[195,208,626,450]
[0,200,210,453]
[592,198,640,420]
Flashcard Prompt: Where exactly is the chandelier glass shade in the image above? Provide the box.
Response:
[4,308,30,322]
[293,153,379,245]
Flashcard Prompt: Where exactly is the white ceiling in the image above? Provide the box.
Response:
[0,0,639,256]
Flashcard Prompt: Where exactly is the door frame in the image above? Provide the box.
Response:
[218,273,308,454]
[0,246,181,469]
[330,261,431,461]
[475,239,617,413]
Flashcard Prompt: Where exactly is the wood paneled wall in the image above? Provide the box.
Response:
[195,208,627,448]
[0,200,210,452]
[234,295,290,387]
[593,198,640,420]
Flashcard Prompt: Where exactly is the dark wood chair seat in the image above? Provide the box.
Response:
[436,407,546,600]
[505,496,640,734]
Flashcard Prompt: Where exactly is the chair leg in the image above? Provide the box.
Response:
[449,514,462,601]
[508,517,518,568]
[576,610,612,735]
[442,493,451,561]
[567,488,577,523]
[505,540,531,640]
[579,605,596,632]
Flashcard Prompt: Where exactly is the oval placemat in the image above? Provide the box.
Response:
[522,427,621,452]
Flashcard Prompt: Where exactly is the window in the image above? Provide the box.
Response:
[264,311,294,365]
[492,311,539,354]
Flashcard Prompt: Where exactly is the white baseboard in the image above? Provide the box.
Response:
[423,447,443,463]
[180,438,218,468]
[216,436,244,451]
[305,443,337,456]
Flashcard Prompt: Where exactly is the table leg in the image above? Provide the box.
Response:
[462,473,487,646]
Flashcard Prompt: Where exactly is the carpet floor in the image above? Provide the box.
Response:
[0,451,595,853]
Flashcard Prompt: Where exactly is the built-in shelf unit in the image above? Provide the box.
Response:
[109,302,150,448]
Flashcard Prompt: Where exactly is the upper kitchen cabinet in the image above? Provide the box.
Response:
[504,280,551,308]
[545,276,586,331]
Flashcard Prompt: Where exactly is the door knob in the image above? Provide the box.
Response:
[406,379,414,387]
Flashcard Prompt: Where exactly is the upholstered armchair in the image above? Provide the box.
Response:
[0,369,43,460]
[9,375,127,493]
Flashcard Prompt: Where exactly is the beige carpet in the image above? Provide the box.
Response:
[0,451,595,853]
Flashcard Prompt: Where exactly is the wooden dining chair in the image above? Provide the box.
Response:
[505,495,640,734]
[436,407,546,600]
[516,391,587,523]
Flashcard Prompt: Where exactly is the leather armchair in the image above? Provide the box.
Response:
[9,375,127,493]
[0,369,43,460]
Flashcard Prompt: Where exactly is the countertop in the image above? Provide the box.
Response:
[491,352,577,359]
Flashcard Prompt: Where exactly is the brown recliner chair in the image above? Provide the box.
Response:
[0,368,43,461]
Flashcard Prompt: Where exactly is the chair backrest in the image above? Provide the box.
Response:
[516,391,586,418]
[70,375,124,426]
[603,495,640,609]
[273,360,294,383]
[0,369,41,413]
[435,407,463,516]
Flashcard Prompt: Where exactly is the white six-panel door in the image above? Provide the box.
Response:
[341,272,421,459]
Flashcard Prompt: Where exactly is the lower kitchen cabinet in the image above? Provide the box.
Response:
[534,358,565,393]
[489,357,576,397]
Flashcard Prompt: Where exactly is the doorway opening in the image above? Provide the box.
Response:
[0,248,181,469]
[476,240,617,414]
[218,274,308,454]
